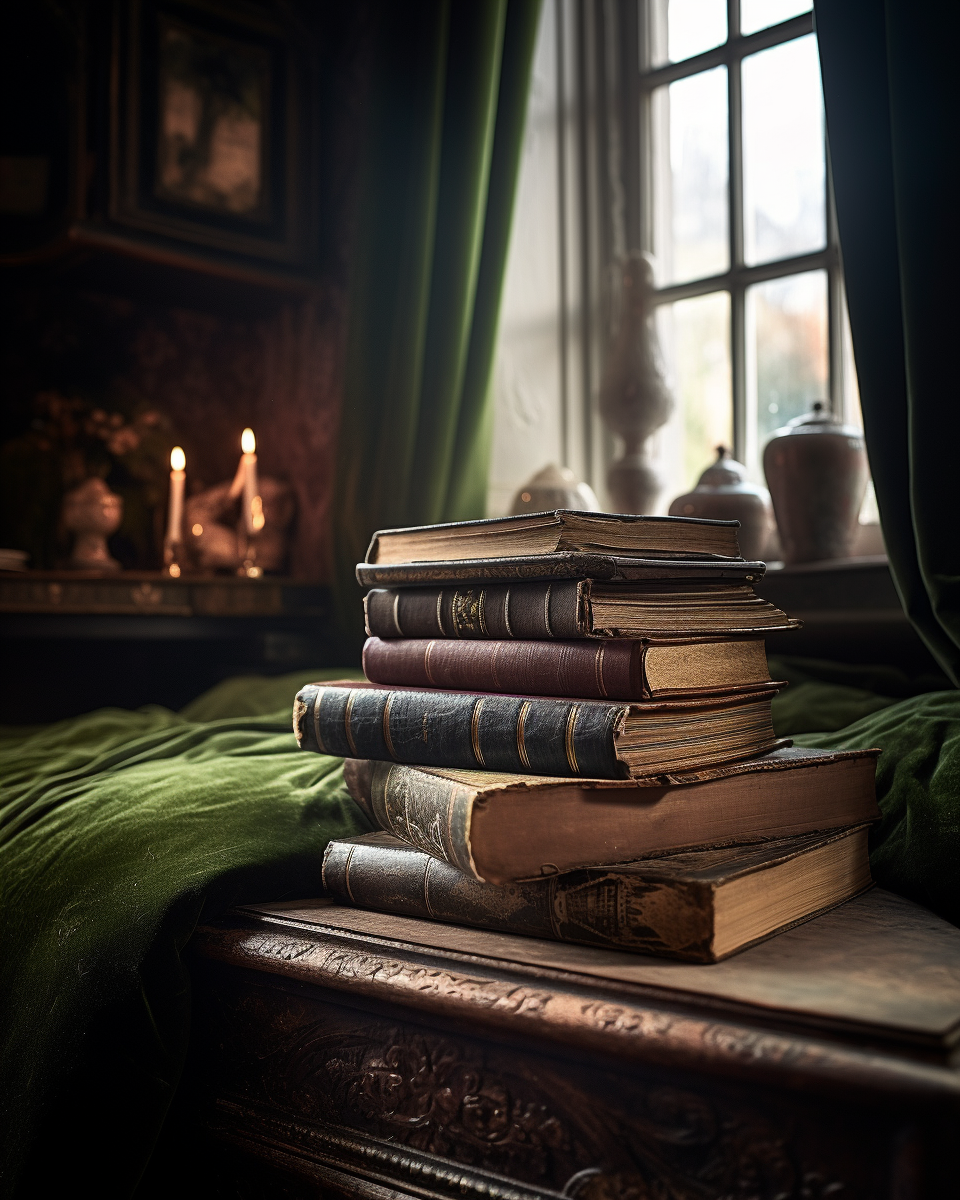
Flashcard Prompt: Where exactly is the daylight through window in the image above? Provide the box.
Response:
[639,0,860,498]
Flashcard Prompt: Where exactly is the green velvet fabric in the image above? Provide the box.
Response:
[814,0,960,682]
[770,658,960,928]
[333,0,542,643]
[4,657,958,1198]
[0,669,368,1199]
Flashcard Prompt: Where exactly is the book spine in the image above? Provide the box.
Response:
[359,761,478,877]
[364,581,586,640]
[322,837,714,961]
[362,637,643,699]
[295,684,625,778]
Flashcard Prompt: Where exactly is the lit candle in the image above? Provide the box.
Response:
[165,446,186,567]
[230,427,263,535]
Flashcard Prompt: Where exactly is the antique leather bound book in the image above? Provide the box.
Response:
[342,748,881,883]
[363,579,796,638]
[365,510,742,565]
[293,680,781,778]
[361,636,774,700]
[357,553,766,588]
[321,826,873,962]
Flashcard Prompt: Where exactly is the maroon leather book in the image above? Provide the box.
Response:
[361,635,773,701]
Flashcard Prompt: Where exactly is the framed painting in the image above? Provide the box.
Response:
[108,0,316,271]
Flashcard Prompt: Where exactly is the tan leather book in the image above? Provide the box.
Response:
[342,747,881,884]
[365,511,742,565]
[321,826,874,962]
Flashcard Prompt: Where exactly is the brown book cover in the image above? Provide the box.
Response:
[294,679,784,780]
[321,826,874,962]
[357,553,767,588]
[362,636,773,700]
[363,578,796,638]
[342,747,881,884]
[365,510,743,566]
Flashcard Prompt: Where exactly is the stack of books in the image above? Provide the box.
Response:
[295,511,880,962]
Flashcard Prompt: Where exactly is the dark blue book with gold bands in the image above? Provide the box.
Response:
[293,680,782,780]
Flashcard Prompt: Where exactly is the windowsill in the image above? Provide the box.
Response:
[764,553,888,575]
[753,551,941,672]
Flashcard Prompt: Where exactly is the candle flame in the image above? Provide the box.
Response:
[241,428,256,454]
[170,446,186,471]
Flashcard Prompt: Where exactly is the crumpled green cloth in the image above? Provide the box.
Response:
[769,656,959,928]
[3,659,959,1198]
[0,668,368,1199]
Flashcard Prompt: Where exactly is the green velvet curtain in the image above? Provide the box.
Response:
[814,0,960,684]
[332,0,541,643]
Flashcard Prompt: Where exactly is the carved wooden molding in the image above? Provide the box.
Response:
[191,921,960,1103]
[193,1005,857,1200]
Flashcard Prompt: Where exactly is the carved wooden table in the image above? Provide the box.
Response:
[167,888,960,1199]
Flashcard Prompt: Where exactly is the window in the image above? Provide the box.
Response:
[637,0,859,497]
[488,1,863,518]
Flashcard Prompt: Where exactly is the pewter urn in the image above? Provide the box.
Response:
[669,446,773,561]
[762,402,868,565]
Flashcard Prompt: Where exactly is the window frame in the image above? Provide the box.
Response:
[634,2,846,467]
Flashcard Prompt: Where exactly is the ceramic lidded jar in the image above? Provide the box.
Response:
[668,446,773,561]
[510,464,600,515]
[762,402,868,565]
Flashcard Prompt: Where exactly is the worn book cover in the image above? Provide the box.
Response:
[342,748,881,883]
[363,579,796,638]
[365,510,743,566]
[357,553,767,588]
[294,680,783,779]
[362,636,774,700]
[321,826,874,962]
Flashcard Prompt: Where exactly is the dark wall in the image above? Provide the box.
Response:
[1,0,375,581]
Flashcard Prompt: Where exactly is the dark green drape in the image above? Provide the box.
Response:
[814,0,960,684]
[332,0,541,642]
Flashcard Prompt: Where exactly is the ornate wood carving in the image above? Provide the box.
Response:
[193,922,960,1103]
[186,977,866,1200]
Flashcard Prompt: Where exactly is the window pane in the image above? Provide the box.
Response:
[747,270,827,468]
[667,0,727,63]
[655,292,732,501]
[740,0,811,37]
[652,67,729,285]
[741,35,825,265]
